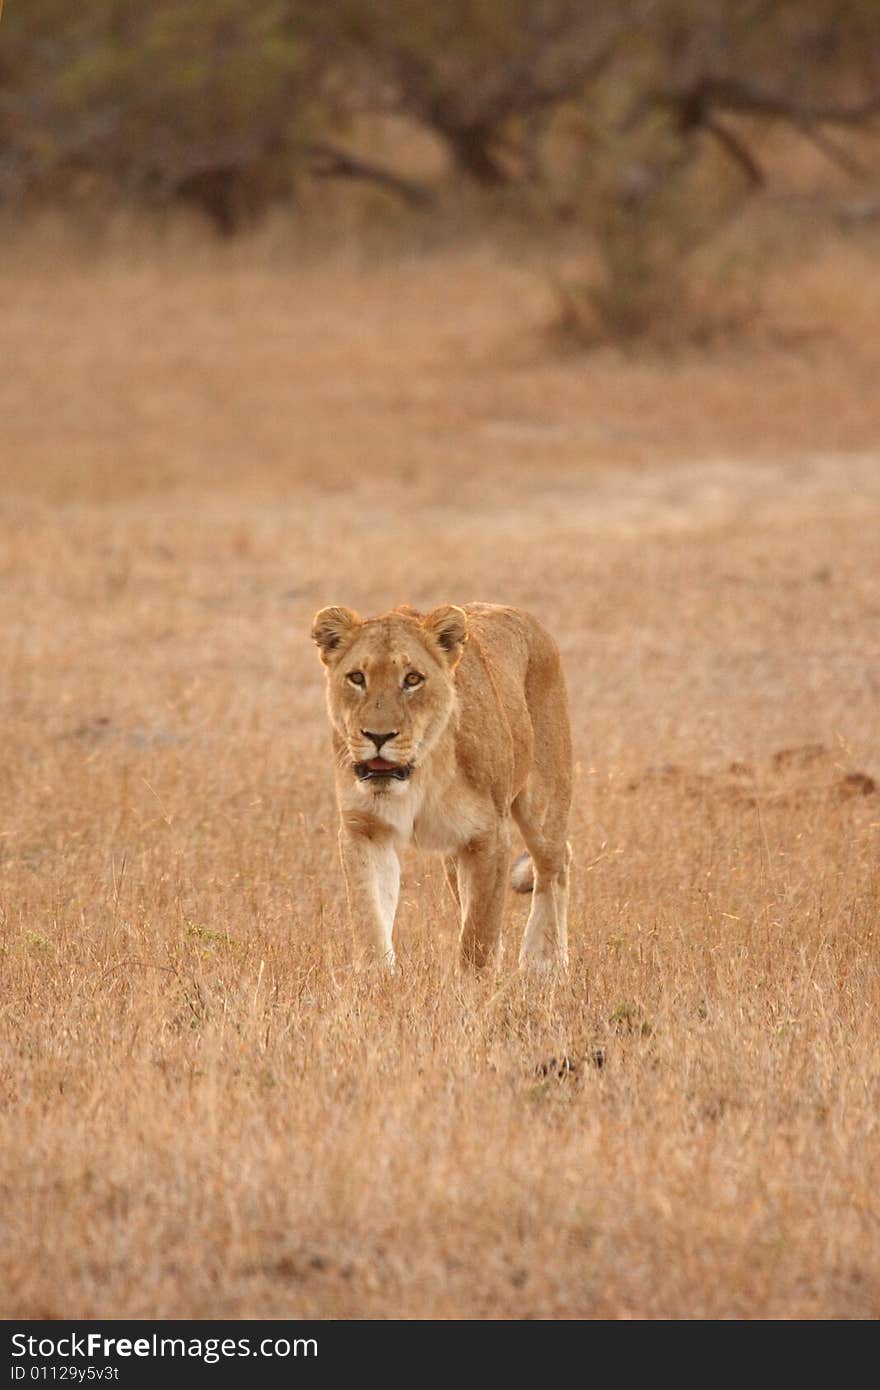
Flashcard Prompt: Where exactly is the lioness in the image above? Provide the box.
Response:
[312,602,572,973]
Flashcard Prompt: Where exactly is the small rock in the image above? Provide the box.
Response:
[838,772,876,797]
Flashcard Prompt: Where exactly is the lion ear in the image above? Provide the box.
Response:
[311,606,361,663]
[423,605,468,668]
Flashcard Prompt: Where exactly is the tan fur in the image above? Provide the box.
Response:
[311,602,573,973]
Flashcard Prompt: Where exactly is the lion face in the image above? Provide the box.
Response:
[312,605,468,793]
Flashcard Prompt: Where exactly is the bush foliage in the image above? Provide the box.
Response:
[1,1,878,335]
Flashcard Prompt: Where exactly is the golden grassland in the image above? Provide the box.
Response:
[1,221,880,1318]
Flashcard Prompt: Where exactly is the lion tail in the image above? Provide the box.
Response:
[510,851,534,894]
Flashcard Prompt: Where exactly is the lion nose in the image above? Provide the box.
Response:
[362,730,398,752]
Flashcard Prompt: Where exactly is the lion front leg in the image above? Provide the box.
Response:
[456,823,510,971]
[338,822,400,972]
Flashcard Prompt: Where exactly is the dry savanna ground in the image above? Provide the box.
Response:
[1,223,880,1318]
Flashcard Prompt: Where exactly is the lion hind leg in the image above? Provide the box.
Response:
[513,770,572,970]
[512,661,572,970]
[518,840,571,970]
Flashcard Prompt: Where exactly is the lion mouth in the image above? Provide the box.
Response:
[354,758,413,782]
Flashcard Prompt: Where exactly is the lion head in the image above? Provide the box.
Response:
[311,604,468,792]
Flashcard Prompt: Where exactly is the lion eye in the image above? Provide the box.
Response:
[347,671,366,687]
[403,671,424,688]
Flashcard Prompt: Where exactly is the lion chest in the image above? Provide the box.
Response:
[372,781,485,853]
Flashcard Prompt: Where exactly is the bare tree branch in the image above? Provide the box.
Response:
[301,140,433,206]
[704,115,765,186]
[692,77,880,129]
[792,121,873,181]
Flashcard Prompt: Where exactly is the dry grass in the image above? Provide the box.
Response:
[1,225,880,1319]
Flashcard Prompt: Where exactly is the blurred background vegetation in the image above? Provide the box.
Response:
[2,0,879,341]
